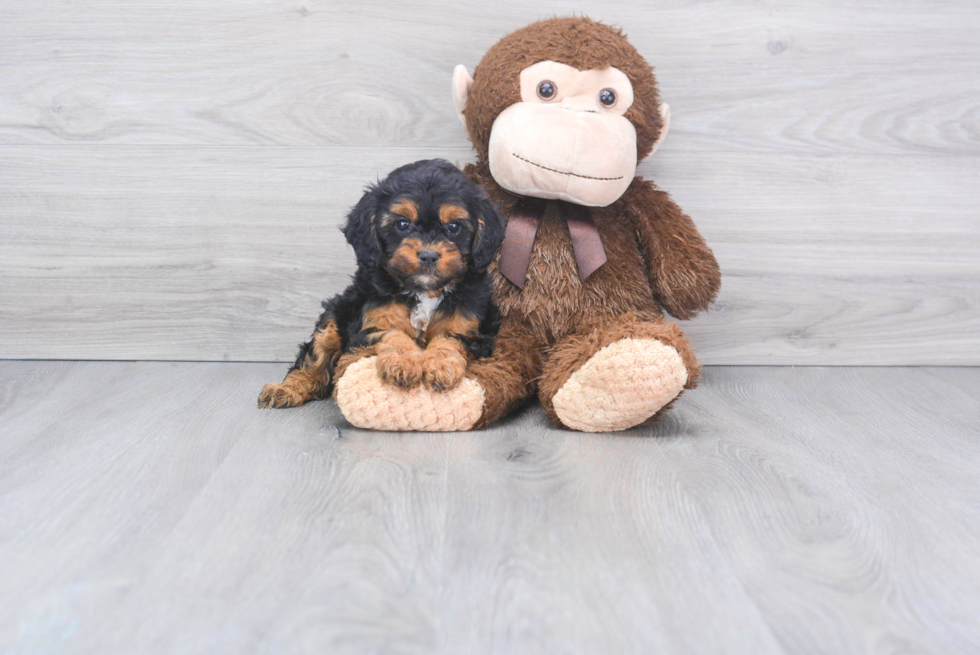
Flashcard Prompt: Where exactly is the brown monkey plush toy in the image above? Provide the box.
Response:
[334,16,721,432]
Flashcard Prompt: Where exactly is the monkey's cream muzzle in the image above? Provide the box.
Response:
[487,102,637,207]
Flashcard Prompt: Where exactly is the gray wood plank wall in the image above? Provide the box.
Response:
[1,1,978,364]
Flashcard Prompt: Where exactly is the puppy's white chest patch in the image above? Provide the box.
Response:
[410,293,442,331]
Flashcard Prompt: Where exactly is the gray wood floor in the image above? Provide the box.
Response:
[2,361,978,654]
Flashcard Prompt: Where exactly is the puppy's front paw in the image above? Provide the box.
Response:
[258,382,307,409]
[421,349,467,392]
[376,348,424,389]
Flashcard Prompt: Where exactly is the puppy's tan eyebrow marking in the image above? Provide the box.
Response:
[390,198,419,222]
[438,204,469,224]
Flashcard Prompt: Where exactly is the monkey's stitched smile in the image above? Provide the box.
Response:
[511,153,624,181]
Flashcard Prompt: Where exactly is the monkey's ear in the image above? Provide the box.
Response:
[471,197,504,271]
[645,103,671,160]
[452,65,474,127]
[342,187,384,268]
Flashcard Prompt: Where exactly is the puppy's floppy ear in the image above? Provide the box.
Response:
[470,195,504,271]
[342,184,384,268]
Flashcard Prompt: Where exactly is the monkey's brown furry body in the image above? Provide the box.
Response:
[463,162,715,428]
[334,17,720,432]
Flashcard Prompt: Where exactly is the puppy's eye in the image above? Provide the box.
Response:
[537,80,557,100]
[445,220,462,235]
[598,88,617,108]
[394,218,412,233]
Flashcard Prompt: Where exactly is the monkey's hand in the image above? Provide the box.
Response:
[626,180,721,320]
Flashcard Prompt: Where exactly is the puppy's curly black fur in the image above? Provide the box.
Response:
[259,159,504,409]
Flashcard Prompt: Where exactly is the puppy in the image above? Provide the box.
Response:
[259,158,504,409]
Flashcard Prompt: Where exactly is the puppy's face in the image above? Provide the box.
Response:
[342,159,504,294]
[379,198,474,292]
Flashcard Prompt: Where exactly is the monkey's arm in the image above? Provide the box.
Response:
[624,179,721,320]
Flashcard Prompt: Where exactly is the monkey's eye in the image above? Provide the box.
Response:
[537,80,557,100]
[394,218,412,233]
[445,220,462,235]
[598,88,617,108]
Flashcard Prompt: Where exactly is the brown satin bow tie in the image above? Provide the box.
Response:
[498,197,607,289]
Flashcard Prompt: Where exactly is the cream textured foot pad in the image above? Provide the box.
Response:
[552,338,688,432]
[335,357,485,432]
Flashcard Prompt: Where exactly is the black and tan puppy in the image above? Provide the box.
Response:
[259,158,504,409]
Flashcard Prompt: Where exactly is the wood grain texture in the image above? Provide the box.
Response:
[1,0,979,363]
[1,146,977,363]
[0,1,977,155]
[1,361,979,653]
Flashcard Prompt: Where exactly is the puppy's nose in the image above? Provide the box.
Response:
[418,249,441,266]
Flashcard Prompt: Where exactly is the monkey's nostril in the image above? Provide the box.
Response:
[418,249,441,265]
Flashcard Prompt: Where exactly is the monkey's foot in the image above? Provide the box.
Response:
[551,338,688,432]
[335,357,485,431]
